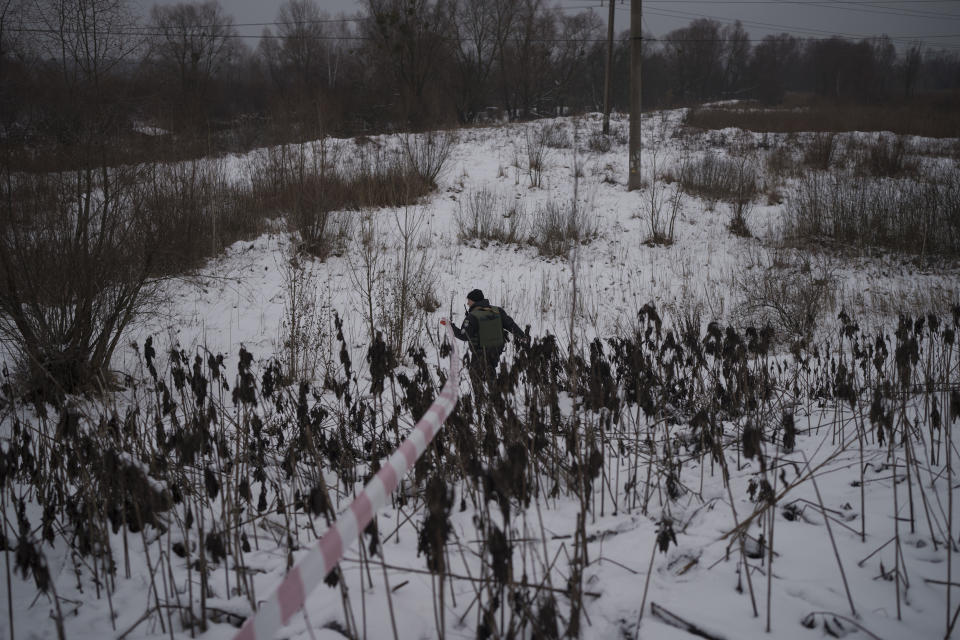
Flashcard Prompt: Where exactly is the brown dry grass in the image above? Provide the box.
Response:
[685,92,960,139]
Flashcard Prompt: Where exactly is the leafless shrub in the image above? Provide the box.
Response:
[348,143,433,206]
[402,129,457,187]
[728,209,752,238]
[764,145,801,181]
[640,146,686,246]
[455,186,496,242]
[674,270,728,331]
[348,208,438,359]
[530,199,597,258]
[802,132,836,170]
[277,252,335,383]
[681,151,758,216]
[524,124,551,187]
[765,186,784,206]
[847,135,920,178]
[612,120,629,145]
[387,207,439,356]
[347,213,385,352]
[251,140,433,213]
[588,129,612,153]
[248,140,349,259]
[595,162,618,185]
[680,153,730,210]
[142,159,265,273]
[248,141,430,258]
[729,151,758,238]
[785,169,960,258]
[454,187,528,246]
[0,165,158,396]
[666,293,708,349]
[0,151,274,397]
[541,121,571,149]
[685,100,960,138]
[735,249,837,346]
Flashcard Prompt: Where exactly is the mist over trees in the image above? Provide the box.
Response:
[1,0,958,153]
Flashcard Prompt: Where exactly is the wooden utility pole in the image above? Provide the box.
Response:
[628,0,642,190]
[602,0,616,134]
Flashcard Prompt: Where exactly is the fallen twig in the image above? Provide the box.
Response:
[649,602,727,640]
[801,611,884,640]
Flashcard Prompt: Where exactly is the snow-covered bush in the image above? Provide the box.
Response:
[541,121,572,149]
[142,158,266,272]
[848,134,920,178]
[679,151,758,212]
[454,187,528,247]
[348,208,438,359]
[278,252,336,383]
[524,124,551,187]
[248,140,433,259]
[785,169,960,257]
[764,144,802,182]
[639,145,685,245]
[0,158,265,397]
[734,249,837,345]
[401,129,457,188]
[530,198,597,258]
[801,132,836,170]
[588,129,612,153]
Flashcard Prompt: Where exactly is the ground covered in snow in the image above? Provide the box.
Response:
[2,110,958,640]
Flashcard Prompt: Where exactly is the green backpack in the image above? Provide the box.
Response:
[470,306,505,349]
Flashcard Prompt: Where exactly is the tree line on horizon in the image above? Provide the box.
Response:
[1,0,959,156]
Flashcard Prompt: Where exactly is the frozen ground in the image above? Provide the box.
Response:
[125,111,959,365]
[2,110,958,640]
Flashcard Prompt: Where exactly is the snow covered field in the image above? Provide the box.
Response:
[2,110,958,640]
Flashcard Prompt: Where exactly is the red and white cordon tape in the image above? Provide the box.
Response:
[235,321,459,640]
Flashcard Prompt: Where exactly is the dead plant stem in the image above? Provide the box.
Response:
[802,451,857,618]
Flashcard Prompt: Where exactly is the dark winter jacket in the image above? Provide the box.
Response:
[452,299,525,359]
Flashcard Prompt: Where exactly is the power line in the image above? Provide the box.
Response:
[10,3,960,53]
[626,0,960,22]
[566,0,960,48]
[603,0,960,5]
[10,24,960,45]
[18,1,950,44]
[640,5,960,47]
[124,1,960,31]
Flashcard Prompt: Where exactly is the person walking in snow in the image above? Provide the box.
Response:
[450,289,526,380]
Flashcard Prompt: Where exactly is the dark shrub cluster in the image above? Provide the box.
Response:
[2,304,957,636]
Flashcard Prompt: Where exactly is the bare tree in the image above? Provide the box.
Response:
[722,20,750,97]
[0,163,158,397]
[500,0,555,119]
[0,0,159,397]
[749,33,800,105]
[362,0,451,126]
[260,0,348,99]
[0,0,25,69]
[26,0,141,153]
[149,1,237,104]
[901,43,922,99]
[0,0,26,134]
[663,19,724,103]
[550,10,602,115]
[32,0,139,94]
[447,0,499,122]
[868,35,896,101]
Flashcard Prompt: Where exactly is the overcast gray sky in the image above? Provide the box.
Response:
[137,0,960,52]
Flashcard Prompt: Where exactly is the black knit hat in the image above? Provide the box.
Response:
[467,289,485,302]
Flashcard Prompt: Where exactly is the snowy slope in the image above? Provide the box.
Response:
[2,110,958,640]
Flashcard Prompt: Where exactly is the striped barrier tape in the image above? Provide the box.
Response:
[235,321,460,640]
